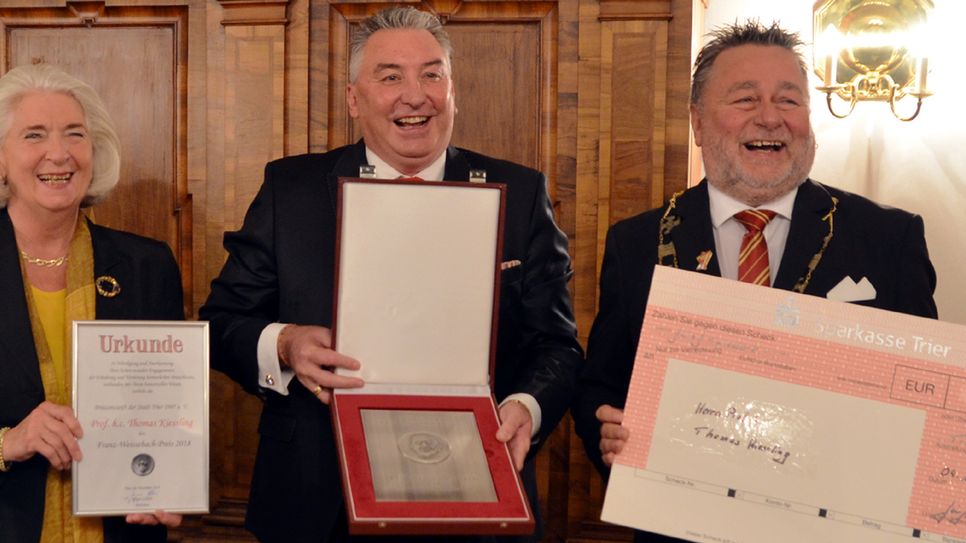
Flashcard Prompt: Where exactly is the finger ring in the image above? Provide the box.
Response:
[311,385,323,396]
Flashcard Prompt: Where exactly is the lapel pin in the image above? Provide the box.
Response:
[696,250,713,271]
[95,275,121,298]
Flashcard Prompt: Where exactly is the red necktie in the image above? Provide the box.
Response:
[734,209,776,286]
[397,176,424,182]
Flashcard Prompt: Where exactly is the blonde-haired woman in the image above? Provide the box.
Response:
[0,64,183,542]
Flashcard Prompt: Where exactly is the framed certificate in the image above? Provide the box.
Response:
[603,267,966,543]
[330,178,534,535]
[71,321,209,515]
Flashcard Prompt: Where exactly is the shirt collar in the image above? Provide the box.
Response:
[364,148,447,181]
[707,181,798,228]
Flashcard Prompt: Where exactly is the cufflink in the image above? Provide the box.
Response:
[264,373,276,386]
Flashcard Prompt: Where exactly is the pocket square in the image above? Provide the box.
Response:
[500,259,522,271]
[827,276,876,303]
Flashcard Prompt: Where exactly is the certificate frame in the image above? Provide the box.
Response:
[330,177,534,535]
[71,320,209,516]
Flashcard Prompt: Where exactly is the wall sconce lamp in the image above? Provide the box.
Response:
[813,0,934,121]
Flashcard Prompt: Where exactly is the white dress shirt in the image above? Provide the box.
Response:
[707,182,799,284]
[366,148,447,181]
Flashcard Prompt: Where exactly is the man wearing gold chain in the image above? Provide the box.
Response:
[574,20,937,543]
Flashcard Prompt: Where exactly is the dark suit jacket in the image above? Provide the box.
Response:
[200,141,582,543]
[573,179,937,543]
[0,209,184,543]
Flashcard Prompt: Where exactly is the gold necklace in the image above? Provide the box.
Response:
[20,250,69,267]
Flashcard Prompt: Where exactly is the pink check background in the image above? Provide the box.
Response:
[618,267,966,538]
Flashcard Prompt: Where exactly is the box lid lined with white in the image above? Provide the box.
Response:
[333,178,504,396]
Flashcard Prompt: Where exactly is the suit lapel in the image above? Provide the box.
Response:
[325,140,370,213]
[89,221,129,319]
[443,146,470,182]
[667,181,721,277]
[774,180,835,291]
[0,211,44,394]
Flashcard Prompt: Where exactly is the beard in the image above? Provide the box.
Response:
[702,128,816,207]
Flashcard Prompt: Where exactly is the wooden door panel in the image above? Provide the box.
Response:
[447,22,541,169]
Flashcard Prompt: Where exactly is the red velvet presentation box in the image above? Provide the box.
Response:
[330,178,534,535]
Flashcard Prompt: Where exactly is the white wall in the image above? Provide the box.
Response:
[701,0,966,324]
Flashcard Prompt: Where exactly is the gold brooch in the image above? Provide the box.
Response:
[95,275,121,298]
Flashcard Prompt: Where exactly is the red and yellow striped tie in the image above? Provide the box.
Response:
[734,209,777,286]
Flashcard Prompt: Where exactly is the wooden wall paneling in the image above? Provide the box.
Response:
[323,1,358,151]
[223,21,286,229]
[286,1,310,154]
[600,20,668,224]
[0,2,192,316]
[548,0,579,538]
[570,0,692,540]
[573,0,603,348]
[204,0,305,530]
[688,0,705,186]
[308,0,338,153]
[185,0,208,318]
[449,22,541,168]
[203,2,235,521]
[662,0,693,203]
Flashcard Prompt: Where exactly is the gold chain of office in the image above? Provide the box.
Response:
[656,191,838,294]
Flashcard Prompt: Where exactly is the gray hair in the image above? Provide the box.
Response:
[0,64,121,208]
[348,7,453,83]
[690,20,808,107]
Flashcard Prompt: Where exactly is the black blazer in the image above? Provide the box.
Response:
[200,141,582,542]
[573,179,938,542]
[0,209,184,543]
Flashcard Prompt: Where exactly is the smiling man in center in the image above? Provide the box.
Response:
[200,6,581,543]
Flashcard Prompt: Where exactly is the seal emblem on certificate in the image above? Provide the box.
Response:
[131,454,156,476]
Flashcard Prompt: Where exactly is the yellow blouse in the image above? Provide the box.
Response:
[31,287,66,390]
[30,286,102,543]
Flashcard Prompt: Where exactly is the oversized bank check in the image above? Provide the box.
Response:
[603,266,966,543]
